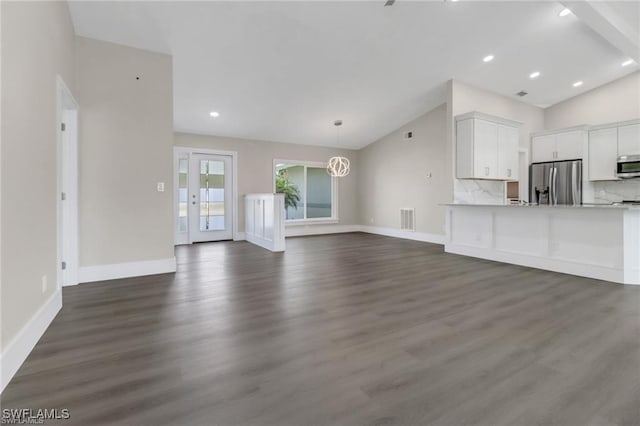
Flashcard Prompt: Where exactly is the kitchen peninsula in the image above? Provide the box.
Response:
[445,203,640,285]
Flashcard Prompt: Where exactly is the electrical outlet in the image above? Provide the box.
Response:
[157,182,165,192]
[370,217,374,224]
[41,275,48,293]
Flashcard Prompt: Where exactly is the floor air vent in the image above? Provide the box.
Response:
[400,208,415,231]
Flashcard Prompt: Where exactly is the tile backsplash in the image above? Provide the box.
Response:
[593,180,640,203]
[453,178,640,205]
[454,179,505,204]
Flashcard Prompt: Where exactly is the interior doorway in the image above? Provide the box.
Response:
[174,147,238,245]
[57,76,79,287]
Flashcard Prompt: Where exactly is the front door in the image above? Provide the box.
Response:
[189,154,233,242]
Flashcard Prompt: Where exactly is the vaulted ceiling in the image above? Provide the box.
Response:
[68,1,639,149]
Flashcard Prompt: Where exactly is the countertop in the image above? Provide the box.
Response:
[444,203,640,210]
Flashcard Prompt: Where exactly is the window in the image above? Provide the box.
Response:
[274,160,337,223]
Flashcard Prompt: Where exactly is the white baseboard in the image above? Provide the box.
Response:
[78,257,177,284]
[1,289,62,393]
[359,225,445,245]
[245,234,285,252]
[282,224,445,244]
[445,243,631,285]
[285,224,361,237]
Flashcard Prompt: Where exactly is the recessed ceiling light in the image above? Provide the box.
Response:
[572,81,583,87]
[483,54,494,63]
[622,59,634,67]
[559,8,571,17]
[209,111,220,118]
[529,71,541,79]
[449,0,460,2]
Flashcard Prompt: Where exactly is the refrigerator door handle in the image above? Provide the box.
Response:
[571,164,577,204]
[547,166,553,205]
[552,167,558,205]
[553,167,558,204]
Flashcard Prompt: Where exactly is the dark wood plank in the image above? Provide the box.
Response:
[2,233,639,425]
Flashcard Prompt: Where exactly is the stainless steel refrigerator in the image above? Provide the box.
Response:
[530,160,582,205]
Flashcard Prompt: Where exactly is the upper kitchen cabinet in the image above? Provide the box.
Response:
[588,127,618,181]
[618,122,640,156]
[556,131,584,160]
[497,125,519,180]
[456,112,521,181]
[531,127,587,163]
[531,135,555,162]
[588,120,640,181]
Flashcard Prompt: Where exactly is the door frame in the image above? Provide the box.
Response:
[173,146,239,244]
[518,148,529,202]
[188,153,233,242]
[56,75,79,287]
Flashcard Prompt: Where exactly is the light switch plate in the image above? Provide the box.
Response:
[157,182,165,192]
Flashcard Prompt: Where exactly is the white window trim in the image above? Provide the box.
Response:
[273,158,339,225]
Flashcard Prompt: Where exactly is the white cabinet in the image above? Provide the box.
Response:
[589,127,618,181]
[456,112,521,181]
[498,125,519,180]
[531,130,585,162]
[587,120,640,181]
[473,119,499,178]
[556,131,584,160]
[531,135,556,162]
[618,123,640,156]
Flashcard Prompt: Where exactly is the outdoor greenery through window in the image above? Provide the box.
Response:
[275,162,335,221]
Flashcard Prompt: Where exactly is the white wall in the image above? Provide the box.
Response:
[451,80,545,150]
[544,71,640,202]
[358,104,448,237]
[448,80,545,203]
[76,37,175,268]
[174,133,359,234]
[1,1,75,350]
[544,71,640,130]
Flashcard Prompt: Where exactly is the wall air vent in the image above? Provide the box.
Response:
[516,91,528,97]
[400,208,415,232]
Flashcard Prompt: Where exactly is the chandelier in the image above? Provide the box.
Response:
[326,120,350,177]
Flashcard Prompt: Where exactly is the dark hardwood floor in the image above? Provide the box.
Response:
[2,233,639,425]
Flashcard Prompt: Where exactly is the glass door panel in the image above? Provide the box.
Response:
[198,160,226,231]
[189,154,233,242]
[177,158,189,233]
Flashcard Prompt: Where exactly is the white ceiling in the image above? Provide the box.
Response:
[604,1,640,35]
[68,1,639,149]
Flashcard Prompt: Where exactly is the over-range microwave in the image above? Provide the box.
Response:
[617,155,640,179]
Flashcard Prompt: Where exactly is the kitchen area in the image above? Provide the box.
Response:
[445,110,640,285]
